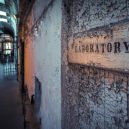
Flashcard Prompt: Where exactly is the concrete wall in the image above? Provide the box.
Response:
[24,12,35,98]
[33,0,52,23]
[34,1,62,128]
[24,0,62,129]
[62,0,129,129]
[24,36,35,98]
[23,0,129,129]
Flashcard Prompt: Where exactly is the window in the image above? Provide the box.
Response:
[0,0,5,4]
[0,18,7,22]
[0,11,6,16]
[3,42,13,55]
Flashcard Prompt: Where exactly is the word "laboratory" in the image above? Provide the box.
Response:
[75,42,129,53]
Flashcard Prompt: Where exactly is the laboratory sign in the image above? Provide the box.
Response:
[68,23,129,71]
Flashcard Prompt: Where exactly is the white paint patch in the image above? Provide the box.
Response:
[34,0,62,129]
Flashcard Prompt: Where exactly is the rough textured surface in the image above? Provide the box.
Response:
[24,0,62,129]
[33,0,52,23]
[62,0,129,129]
[24,35,35,98]
[71,0,129,33]
[67,0,129,71]
[22,0,129,129]
[68,22,129,71]
[66,65,129,129]
[33,1,62,129]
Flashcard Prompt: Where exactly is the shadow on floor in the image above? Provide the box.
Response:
[0,77,24,129]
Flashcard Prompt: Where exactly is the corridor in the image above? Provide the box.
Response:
[0,0,129,129]
[0,65,23,129]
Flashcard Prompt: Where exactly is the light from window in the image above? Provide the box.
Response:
[0,18,7,22]
[5,50,11,54]
[0,0,5,4]
[0,11,6,16]
[5,42,12,49]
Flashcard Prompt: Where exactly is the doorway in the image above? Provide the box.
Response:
[0,34,17,79]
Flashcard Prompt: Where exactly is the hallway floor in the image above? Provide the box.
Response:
[0,72,24,129]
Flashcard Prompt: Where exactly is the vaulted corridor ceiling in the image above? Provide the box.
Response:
[0,0,18,37]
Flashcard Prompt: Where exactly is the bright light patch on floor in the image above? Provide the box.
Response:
[0,11,6,16]
[0,18,7,22]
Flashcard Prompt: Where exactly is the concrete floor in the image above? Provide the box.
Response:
[0,63,24,129]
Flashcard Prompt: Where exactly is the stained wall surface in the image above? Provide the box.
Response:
[33,0,62,128]
[24,13,35,98]
[24,0,62,129]
[23,0,129,129]
[61,0,129,129]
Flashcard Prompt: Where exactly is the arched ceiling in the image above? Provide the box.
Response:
[0,0,19,38]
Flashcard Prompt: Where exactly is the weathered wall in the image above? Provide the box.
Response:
[24,0,62,129]
[24,36,35,98]
[24,12,35,98]
[33,0,52,23]
[62,0,129,129]
[33,0,62,128]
